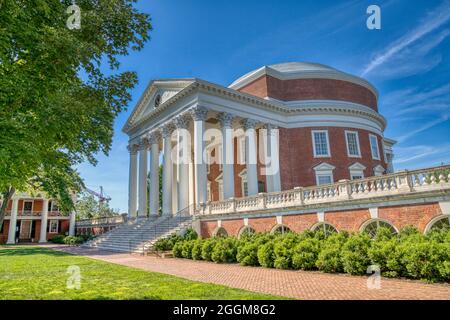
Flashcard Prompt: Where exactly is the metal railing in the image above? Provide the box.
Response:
[76,214,126,227]
[196,165,450,216]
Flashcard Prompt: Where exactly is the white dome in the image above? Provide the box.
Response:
[268,62,337,73]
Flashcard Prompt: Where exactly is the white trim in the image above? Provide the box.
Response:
[22,200,34,214]
[424,214,450,233]
[311,130,331,157]
[438,201,450,214]
[369,207,378,219]
[345,130,361,158]
[369,134,380,160]
[228,63,379,98]
[317,211,325,222]
[359,218,398,233]
[238,169,248,197]
[373,165,385,176]
[349,162,366,180]
[313,162,335,185]
[49,220,59,233]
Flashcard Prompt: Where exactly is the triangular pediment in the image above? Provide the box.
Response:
[349,162,366,170]
[123,79,195,132]
[313,162,335,171]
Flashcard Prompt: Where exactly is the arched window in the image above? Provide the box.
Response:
[154,94,161,108]
[311,222,338,237]
[426,215,450,233]
[213,227,228,237]
[271,224,291,235]
[361,219,397,238]
[238,226,255,238]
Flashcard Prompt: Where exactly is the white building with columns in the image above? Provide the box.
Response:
[123,62,395,217]
[0,192,76,244]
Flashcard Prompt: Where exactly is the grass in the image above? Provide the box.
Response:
[0,246,282,300]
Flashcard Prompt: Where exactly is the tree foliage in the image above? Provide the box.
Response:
[75,191,119,220]
[0,0,151,224]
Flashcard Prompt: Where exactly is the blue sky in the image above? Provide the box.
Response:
[78,0,450,212]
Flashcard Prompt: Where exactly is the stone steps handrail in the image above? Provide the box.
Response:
[196,165,450,216]
[76,215,125,227]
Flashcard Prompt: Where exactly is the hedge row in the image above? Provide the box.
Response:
[50,234,94,245]
[170,227,450,283]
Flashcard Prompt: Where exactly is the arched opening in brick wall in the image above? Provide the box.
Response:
[360,219,398,238]
[311,222,338,237]
[238,226,256,238]
[425,215,450,233]
[213,227,228,237]
[270,224,291,235]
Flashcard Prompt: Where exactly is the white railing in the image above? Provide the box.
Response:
[196,166,450,216]
[76,215,125,227]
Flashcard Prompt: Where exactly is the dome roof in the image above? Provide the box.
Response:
[229,62,377,97]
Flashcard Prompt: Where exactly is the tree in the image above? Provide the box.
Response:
[75,191,119,220]
[0,1,151,227]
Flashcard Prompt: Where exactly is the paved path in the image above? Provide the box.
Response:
[57,246,450,300]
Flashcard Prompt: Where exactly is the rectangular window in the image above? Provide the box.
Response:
[312,130,330,157]
[345,131,361,157]
[239,137,246,164]
[369,134,380,160]
[351,174,363,180]
[49,220,58,233]
[243,181,248,197]
[316,174,333,185]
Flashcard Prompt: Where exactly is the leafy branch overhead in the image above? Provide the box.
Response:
[0,1,152,219]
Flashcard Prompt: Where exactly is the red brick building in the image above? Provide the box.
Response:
[0,192,75,244]
[120,62,449,241]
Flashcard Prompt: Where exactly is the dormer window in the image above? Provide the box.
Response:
[154,94,161,108]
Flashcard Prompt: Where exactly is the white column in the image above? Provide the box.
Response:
[149,132,160,216]
[243,119,259,196]
[138,138,149,217]
[7,198,19,244]
[162,123,174,215]
[219,113,235,199]
[69,211,76,236]
[39,199,49,243]
[267,124,281,192]
[175,115,191,211]
[191,106,208,206]
[127,144,138,217]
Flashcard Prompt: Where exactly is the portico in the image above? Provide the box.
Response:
[126,103,282,217]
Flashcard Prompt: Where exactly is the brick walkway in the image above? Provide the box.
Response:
[57,246,450,300]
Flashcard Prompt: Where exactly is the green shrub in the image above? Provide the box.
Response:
[50,235,65,244]
[211,238,237,263]
[172,241,184,258]
[401,240,448,281]
[257,241,275,268]
[191,239,203,260]
[368,237,397,275]
[292,237,321,270]
[237,242,259,266]
[341,233,372,275]
[316,232,348,273]
[201,238,217,261]
[273,233,300,269]
[181,240,195,259]
[183,228,198,241]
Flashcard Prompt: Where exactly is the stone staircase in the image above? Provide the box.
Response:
[82,214,194,254]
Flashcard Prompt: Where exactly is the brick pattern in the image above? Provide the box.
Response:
[378,203,441,232]
[279,126,387,190]
[238,75,378,111]
[58,246,450,300]
[200,203,444,238]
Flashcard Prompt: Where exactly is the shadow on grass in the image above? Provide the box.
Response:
[0,247,72,257]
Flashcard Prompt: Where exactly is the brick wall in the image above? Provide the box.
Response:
[199,203,444,238]
[279,127,387,189]
[238,75,378,111]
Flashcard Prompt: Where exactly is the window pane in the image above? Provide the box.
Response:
[243,182,248,196]
[370,135,379,159]
[314,132,329,156]
[317,175,332,185]
[347,132,360,156]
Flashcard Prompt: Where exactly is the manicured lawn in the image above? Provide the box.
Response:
[0,246,281,300]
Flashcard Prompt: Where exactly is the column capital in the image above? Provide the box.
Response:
[190,106,208,121]
[148,130,161,145]
[218,112,235,128]
[174,114,191,129]
[241,119,259,130]
[162,122,176,138]
[138,137,150,150]
[127,143,139,155]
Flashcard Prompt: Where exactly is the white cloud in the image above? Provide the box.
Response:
[395,114,450,143]
[361,1,450,76]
